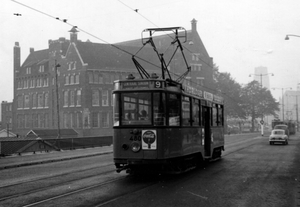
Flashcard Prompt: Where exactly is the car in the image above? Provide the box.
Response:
[269,129,288,145]
[274,124,289,137]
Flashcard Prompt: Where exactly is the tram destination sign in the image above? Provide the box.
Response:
[121,80,164,89]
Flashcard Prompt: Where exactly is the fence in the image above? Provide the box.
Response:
[0,136,112,156]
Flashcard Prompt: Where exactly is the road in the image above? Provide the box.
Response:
[0,133,299,207]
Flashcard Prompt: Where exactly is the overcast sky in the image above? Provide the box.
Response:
[1,0,300,103]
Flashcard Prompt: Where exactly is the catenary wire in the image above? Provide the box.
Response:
[11,0,235,99]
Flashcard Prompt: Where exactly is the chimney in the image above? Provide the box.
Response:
[191,18,197,32]
[30,47,34,53]
[69,26,79,43]
[14,42,20,71]
[13,42,21,96]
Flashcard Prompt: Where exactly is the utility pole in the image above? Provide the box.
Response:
[296,97,299,132]
[55,60,61,139]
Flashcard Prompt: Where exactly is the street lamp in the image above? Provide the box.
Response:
[285,34,300,40]
[272,87,292,121]
[249,73,274,88]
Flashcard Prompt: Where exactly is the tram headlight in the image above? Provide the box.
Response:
[130,142,141,152]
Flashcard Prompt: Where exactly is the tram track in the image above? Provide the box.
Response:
[0,163,116,206]
[0,135,267,207]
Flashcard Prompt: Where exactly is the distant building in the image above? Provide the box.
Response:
[283,90,300,121]
[12,19,214,136]
[1,101,13,130]
[254,66,271,89]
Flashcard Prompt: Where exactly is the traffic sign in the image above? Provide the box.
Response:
[260,120,264,125]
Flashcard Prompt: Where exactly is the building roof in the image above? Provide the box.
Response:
[22,49,49,68]
[75,41,163,72]
[26,129,78,138]
[0,129,17,138]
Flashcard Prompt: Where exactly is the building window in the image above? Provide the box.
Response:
[92,90,100,106]
[32,93,37,108]
[75,74,79,84]
[24,95,30,108]
[44,77,49,87]
[45,113,49,128]
[70,75,74,84]
[102,90,108,106]
[88,72,93,83]
[26,67,31,74]
[77,112,82,128]
[76,90,81,106]
[192,53,200,61]
[39,65,45,73]
[102,111,109,128]
[191,64,202,71]
[65,75,69,85]
[73,61,77,70]
[38,94,44,108]
[45,92,49,108]
[17,95,23,109]
[99,74,103,84]
[25,114,30,128]
[32,114,38,128]
[70,90,75,106]
[64,113,70,128]
[64,91,69,107]
[94,73,99,84]
[92,112,99,128]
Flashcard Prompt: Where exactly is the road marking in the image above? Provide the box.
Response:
[187,191,208,200]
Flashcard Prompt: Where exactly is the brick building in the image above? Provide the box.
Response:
[10,19,214,137]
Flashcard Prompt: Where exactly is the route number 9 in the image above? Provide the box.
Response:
[155,81,162,88]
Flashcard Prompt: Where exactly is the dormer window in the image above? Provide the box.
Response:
[73,61,76,70]
[39,65,45,73]
[191,63,202,71]
[26,67,31,74]
[192,53,200,61]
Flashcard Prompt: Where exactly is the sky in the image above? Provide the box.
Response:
[1,0,300,103]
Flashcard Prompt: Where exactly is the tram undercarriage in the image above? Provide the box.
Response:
[115,147,223,174]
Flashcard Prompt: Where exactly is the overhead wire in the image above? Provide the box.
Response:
[11,0,232,98]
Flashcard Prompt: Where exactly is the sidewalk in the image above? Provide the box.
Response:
[0,145,113,170]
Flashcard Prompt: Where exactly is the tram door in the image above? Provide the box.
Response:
[203,106,211,157]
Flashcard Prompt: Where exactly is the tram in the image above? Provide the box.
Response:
[112,27,224,174]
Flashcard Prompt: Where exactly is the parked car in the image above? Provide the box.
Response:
[269,129,288,145]
[274,124,289,137]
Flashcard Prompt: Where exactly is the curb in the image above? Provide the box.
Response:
[0,150,113,170]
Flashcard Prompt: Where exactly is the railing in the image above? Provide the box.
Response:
[0,136,112,156]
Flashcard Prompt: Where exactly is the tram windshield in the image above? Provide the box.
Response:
[113,92,166,126]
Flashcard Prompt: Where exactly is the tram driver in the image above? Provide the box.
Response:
[139,109,148,120]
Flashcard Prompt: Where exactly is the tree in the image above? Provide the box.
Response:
[241,81,280,131]
[212,66,245,118]
[212,66,246,133]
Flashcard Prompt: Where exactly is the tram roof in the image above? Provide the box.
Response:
[114,78,224,104]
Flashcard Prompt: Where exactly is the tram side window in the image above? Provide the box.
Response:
[113,93,119,126]
[192,99,200,126]
[182,96,191,126]
[167,93,180,126]
[153,92,166,126]
[212,104,218,126]
[212,104,223,126]
[218,105,224,126]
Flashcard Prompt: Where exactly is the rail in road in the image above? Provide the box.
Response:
[0,133,262,170]
[0,132,299,206]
